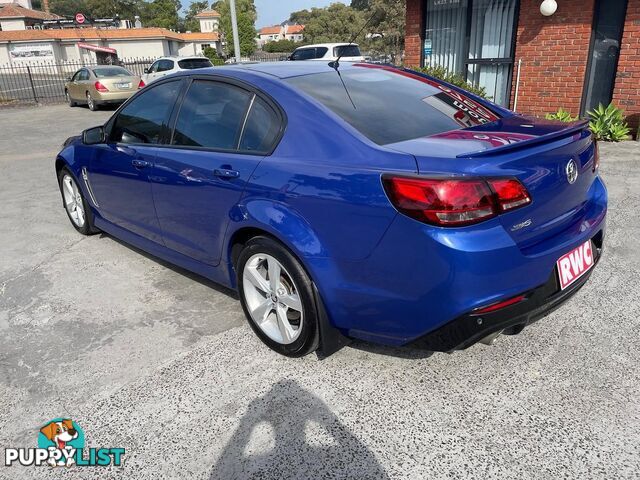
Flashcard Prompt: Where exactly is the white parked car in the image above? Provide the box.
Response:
[289,43,365,62]
[141,56,213,85]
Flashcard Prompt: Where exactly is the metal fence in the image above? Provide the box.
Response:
[0,57,154,106]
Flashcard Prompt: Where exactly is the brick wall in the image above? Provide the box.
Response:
[404,0,424,67]
[612,0,640,135]
[510,0,595,116]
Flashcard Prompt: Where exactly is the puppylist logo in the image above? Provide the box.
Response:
[5,418,125,467]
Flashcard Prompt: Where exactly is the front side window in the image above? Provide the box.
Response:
[110,80,181,144]
[77,70,89,81]
[291,48,315,61]
[148,61,160,73]
[172,80,252,150]
[286,66,501,145]
[71,70,83,81]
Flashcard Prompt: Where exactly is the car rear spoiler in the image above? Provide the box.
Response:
[457,120,590,158]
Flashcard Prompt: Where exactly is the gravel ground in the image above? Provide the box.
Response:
[0,104,639,479]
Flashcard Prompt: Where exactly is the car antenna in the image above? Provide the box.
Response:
[328,8,384,110]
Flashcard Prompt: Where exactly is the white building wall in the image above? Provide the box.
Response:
[0,19,27,31]
[105,39,166,58]
[0,45,10,64]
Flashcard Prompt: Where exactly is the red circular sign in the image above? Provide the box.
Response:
[75,13,85,24]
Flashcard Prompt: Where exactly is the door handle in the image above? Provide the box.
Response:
[132,159,150,169]
[213,168,240,179]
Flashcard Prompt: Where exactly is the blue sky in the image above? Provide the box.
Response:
[254,0,348,28]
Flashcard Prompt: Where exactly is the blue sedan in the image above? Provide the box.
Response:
[55,62,607,357]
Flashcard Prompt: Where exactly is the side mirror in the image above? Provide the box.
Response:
[143,68,150,74]
[66,76,72,82]
[82,126,105,145]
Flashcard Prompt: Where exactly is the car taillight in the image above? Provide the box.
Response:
[488,178,531,212]
[472,294,527,315]
[138,79,145,88]
[94,81,108,92]
[593,140,600,173]
[382,175,531,227]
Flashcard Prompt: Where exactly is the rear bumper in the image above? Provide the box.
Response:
[94,91,136,103]
[409,231,604,352]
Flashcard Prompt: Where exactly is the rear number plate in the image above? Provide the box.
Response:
[557,240,595,290]
[115,82,131,89]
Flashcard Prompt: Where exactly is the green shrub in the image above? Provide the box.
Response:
[203,47,225,66]
[545,108,578,122]
[263,39,299,53]
[410,65,489,100]
[588,103,631,142]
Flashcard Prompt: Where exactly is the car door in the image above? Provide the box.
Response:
[88,79,184,243]
[151,78,284,265]
[69,69,86,100]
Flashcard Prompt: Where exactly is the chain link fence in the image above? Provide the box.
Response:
[0,57,154,106]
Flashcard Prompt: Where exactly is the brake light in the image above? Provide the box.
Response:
[472,294,527,315]
[382,176,531,227]
[593,140,600,173]
[138,79,145,89]
[488,178,531,212]
[94,81,108,92]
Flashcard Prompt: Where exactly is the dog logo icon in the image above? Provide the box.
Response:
[37,418,84,467]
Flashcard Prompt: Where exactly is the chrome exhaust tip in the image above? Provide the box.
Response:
[479,330,504,346]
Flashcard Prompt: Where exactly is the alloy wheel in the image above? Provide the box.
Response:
[86,92,94,110]
[61,174,85,228]
[242,253,304,345]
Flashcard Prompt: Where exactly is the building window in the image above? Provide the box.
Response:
[424,0,519,107]
[582,0,628,114]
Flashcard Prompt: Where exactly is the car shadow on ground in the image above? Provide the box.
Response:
[209,379,390,480]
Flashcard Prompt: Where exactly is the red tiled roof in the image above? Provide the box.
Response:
[259,26,281,35]
[0,3,61,20]
[286,25,304,34]
[195,9,220,18]
[180,32,219,41]
[0,27,218,42]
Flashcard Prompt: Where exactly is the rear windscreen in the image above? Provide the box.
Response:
[178,58,213,69]
[93,67,132,77]
[286,66,501,145]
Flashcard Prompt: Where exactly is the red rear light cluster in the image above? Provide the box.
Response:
[138,79,145,89]
[94,81,109,93]
[382,175,531,227]
[472,294,527,315]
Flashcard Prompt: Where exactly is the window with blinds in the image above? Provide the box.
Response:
[423,0,519,107]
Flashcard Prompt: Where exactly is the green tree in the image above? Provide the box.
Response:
[289,8,311,24]
[49,0,89,17]
[300,3,366,44]
[350,0,370,10]
[213,0,256,57]
[183,0,207,32]
[363,0,405,62]
[203,46,225,65]
[86,0,141,21]
[141,0,181,30]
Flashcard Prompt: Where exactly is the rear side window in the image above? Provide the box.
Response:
[286,66,501,145]
[172,80,252,150]
[110,80,181,144]
[314,47,328,58]
[239,97,281,153]
[177,58,213,69]
[334,45,360,57]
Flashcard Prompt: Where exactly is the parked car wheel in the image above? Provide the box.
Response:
[57,167,98,235]
[237,236,318,357]
[65,90,76,107]
[86,92,98,111]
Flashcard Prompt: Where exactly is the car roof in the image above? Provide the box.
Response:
[221,61,365,79]
[294,43,358,49]
[156,55,208,61]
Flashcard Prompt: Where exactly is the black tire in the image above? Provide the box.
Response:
[57,166,99,235]
[86,92,98,111]
[237,236,319,357]
[66,90,76,107]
